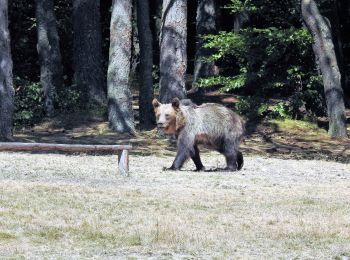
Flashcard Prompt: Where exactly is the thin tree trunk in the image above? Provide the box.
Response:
[73,0,105,105]
[136,0,154,129]
[191,0,217,93]
[35,0,63,117]
[0,0,15,141]
[159,0,187,103]
[107,0,135,133]
[302,0,347,138]
[233,10,249,33]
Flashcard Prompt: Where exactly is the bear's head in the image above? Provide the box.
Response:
[152,98,181,135]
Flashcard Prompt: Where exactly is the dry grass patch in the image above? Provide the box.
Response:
[0,153,349,258]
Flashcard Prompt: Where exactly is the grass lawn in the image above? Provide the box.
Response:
[0,152,349,258]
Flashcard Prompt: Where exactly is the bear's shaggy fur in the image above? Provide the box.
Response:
[153,97,245,171]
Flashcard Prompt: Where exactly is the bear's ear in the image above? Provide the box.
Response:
[152,98,160,109]
[172,97,180,109]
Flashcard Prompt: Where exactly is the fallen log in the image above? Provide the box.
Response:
[0,142,132,176]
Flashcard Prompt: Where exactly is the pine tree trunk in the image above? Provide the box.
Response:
[0,0,14,141]
[302,0,348,138]
[107,0,135,133]
[191,0,217,93]
[35,0,63,117]
[136,0,154,129]
[73,0,105,105]
[159,0,187,103]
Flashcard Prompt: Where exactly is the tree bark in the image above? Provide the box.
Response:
[159,0,187,103]
[0,0,15,141]
[136,0,154,129]
[234,11,249,33]
[107,0,135,133]
[35,0,63,117]
[73,0,105,105]
[191,0,217,93]
[301,0,347,138]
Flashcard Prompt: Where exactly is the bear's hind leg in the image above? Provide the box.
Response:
[223,139,238,171]
[237,151,244,170]
[191,145,205,171]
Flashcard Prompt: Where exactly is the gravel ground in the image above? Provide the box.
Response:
[0,151,349,259]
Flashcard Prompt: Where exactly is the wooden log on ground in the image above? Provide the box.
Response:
[0,142,132,176]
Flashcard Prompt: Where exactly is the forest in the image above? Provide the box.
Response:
[0,0,349,140]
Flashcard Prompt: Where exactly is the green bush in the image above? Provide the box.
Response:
[200,0,326,118]
[56,86,81,112]
[14,77,82,127]
[14,78,45,126]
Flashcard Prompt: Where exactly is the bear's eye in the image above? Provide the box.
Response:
[165,114,171,118]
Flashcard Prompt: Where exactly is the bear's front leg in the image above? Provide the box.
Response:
[165,147,190,170]
[164,132,193,171]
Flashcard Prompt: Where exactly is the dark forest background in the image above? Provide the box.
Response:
[1,0,349,140]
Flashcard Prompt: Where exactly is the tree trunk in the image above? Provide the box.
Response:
[234,11,249,33]
[107,0,135,133]
[35,0,63,117]
[0,0,15,141]
[191,0,217,93]
[159,0,187,103]
[136,0,154,129]
[73,0,105,105]
[301,0,347,138]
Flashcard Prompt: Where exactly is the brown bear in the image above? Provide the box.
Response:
[152,97,244,171]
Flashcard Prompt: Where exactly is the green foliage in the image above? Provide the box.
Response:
[203,27,314,93]
[201,0,326,118]
[270,102,290,119]
[14,78,45,126]
[14,77,81,126]
[198,74,247,92]
[56,86,81,112]
[235,96,267,119]
[227,0,257,14]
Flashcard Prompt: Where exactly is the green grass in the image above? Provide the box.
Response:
[271,119,328,136]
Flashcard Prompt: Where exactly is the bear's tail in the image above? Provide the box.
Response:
[237,151,244,170]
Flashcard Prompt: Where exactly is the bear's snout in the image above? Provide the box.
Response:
[157,123,165,129]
